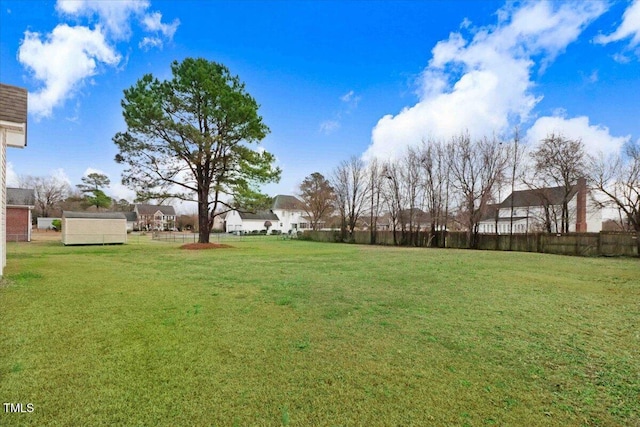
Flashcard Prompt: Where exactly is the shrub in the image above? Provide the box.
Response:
[51,219,62,232]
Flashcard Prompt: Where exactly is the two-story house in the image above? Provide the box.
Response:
[478,178,601,234]
[133,204,177,231]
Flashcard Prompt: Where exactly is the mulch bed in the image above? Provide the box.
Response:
[179,243,234,250]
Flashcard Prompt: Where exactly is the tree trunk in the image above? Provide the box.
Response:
[198,189,210,243]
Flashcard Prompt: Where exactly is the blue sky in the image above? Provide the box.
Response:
[1,0,639,211]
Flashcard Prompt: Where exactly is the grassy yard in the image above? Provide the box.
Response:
[1,237,638,426]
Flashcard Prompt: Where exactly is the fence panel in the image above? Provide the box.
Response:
[301,230,638,257]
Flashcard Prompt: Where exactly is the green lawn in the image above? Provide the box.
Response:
[1,237,638,426]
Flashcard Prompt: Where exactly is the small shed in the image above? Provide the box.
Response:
[7,188,35,242]
[62,211,127,245]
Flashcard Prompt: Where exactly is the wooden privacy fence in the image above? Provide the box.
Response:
[301,230,638,257]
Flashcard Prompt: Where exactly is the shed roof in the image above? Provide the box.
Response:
[272,195,305,210]
[7,188,35,206]
[63,211,126,219]
[134,204,176,215]
[238,210,279,221]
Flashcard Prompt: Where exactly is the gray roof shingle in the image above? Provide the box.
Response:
[272,195,305,210]
[0,83,28,124]
[63,211,126,219]
[238,210,279,221]
[7,188,35,206]
[134,204,176,216]
[500,185,579,208]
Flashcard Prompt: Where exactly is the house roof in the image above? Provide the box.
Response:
[0,83,28,124]
[123,212,138,222]
[272,195,305,210]
[63,211,126,219]
[479,204,501,222]
[7,188,35,207]
[134,204,176,216]
[398,208,432,223]
[500,185,579,208]
[238,210,279,221]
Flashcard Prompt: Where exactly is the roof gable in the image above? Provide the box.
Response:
[272,195,305,210]
[134,203,176,216]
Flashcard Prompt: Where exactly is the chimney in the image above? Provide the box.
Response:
[575,177,587,232]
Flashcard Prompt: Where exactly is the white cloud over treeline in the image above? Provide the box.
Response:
[364,0,628,160]
[18,0,179,119]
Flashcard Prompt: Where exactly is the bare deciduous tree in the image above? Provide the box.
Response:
[530,133,587,233]
[298,172,334,230]
[418,139,451,247]
[590,141,640,254]
[366,159,384,244]
[18,175,71,218]
[449,133,508,248]
[332,156,369,241]
[400,147,424,246]
[381,160,403,246]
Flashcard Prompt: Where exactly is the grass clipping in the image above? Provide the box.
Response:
[179,243,233,250]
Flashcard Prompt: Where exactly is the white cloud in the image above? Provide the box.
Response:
[139,36,163,51]
[18,1,179,119]
[594,0,640,47]
[364,1,607,161]
[56,0,150,40]
[526,115,629,158]
[18,24,120,118]
[6,162,19,187]
[51,168,72,186]
[141,11,179,39]
[319,120,340,134]
[340,90,361,111]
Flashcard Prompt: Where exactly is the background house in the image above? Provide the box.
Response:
[271,195,309,232]
[123,211,137,232]
[225,195,309,234]
[478,178,601,234]
[133,204,176,231]
[0,83,28,275]
[6,188,35,242]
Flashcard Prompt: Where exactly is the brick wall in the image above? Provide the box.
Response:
[7,207,30,242]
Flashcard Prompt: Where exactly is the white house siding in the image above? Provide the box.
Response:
[225,211,243,232]
[1,132,6,272]
[0,84,28,275]
[272,208,308,233]
[225,211,280,233]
